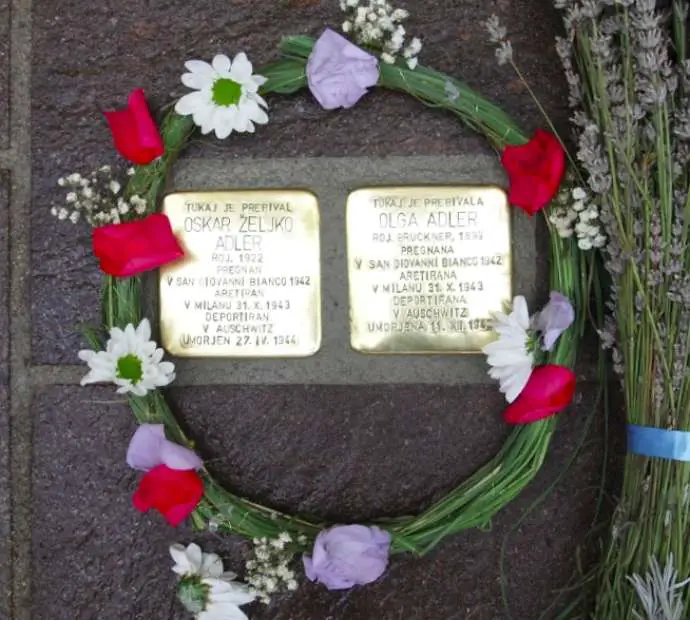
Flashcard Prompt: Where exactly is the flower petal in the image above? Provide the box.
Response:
[200,553,224,579]
[181,71,211,90]
[501,129,566,215]
[92,213,184,277]
[212,54,231,75]
[159,440,203,471]
[132,465,204,527]
[503,364,577,424]
[230,52,253,81]
[184,59,215,77]
[306,28,379,110]
[511,296,530,330]
[175,90,207,116]
[126,424,165,471]
[170,543,195,576]
[103,89,164,165]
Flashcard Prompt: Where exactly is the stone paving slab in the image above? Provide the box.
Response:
[0,0,8,149]
[30,0,568,364]
[20,1,607,619]
[32,383,611,619]
[0,173,10,620]
[165,155,538,385]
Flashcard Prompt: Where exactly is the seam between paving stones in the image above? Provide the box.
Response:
[29,364,601,386]
[8,0,33,617]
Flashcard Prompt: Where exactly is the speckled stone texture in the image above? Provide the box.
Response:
[31,384,612,620]
[23,1,611,619]
[0,174,10,619]
[0,0,8,148]
[30,0,567,363]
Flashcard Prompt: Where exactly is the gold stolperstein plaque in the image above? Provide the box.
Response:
[347,186,511,354]
[160,190,321,357]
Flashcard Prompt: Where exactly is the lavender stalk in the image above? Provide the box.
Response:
[551,0,690,617]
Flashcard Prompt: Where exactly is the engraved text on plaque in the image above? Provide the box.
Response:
[347,186,511,353]
[160,190,321,357]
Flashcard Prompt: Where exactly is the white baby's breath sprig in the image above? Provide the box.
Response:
[52,166,147,227]
[340,0,422,69]
[483,14,513,66]
[548,184,606,250]
[246,534,299,605]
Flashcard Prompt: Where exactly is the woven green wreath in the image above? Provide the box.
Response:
[88,34,580,557]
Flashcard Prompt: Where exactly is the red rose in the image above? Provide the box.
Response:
[503,364,576,424]
[104,89,164,165]
[92,213,184,277]
[501,129,566,215]
[132,465,204,527]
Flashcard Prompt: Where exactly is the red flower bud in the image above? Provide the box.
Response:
[501,129,566,216]
[132,465,204,527]
[503,364,576,424]
[104,89,164,165]
[92,213,184,277]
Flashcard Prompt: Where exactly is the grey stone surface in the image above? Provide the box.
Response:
[22,1,609,619]
[0,174,10,620]
[30,0,568,364]
[165,155,537,385]
[0,0,8,148]
[32,384,613,619]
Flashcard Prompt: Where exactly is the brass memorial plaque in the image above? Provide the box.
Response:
[347,186,511,354]
[160,190,321,357]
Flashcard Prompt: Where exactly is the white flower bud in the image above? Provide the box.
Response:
[342,20,352,33]
[406,56,419,70]
[572,186,587,200]
[381,52,396,64]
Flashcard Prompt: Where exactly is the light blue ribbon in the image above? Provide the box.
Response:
[627,424,690,462]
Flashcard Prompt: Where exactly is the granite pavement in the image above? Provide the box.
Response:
[0,1,619,619]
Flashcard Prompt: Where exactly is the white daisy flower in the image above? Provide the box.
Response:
[482,296,535,403]
[175,53,268,140]
[78,318,175,397]
[171,543,256,620]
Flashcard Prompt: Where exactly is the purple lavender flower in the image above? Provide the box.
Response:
[306,29,379,110]
[534,291,575,351]
[302,525,391,590]
[126,424,202,472]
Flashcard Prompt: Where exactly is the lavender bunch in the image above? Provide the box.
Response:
[552,0,690,617]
